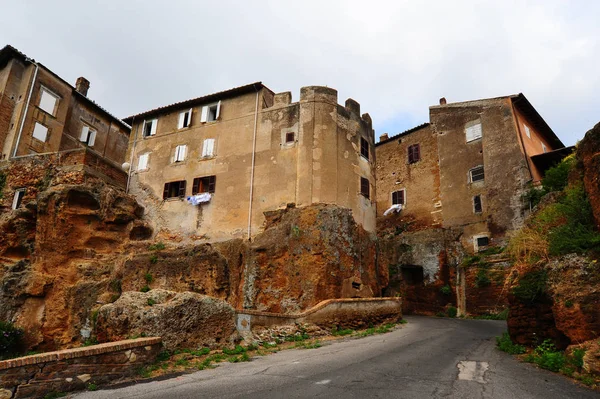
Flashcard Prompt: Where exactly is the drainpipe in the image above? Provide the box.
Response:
[12,60,39,158]
[247,86,260,240]
[125,116,136,194]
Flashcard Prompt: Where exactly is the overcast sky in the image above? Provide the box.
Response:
[1,1,598,145]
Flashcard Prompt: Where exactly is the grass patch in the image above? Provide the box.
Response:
[148,242,165,251]
[331,327,354,336]
[496,332,526,355]
[440,285,451,295]
[147,298,156,306]
[223,345,247,355]
[87,383,98,391]
[472,308,508,320]
[149,255,158,264]
[140,285,150,293]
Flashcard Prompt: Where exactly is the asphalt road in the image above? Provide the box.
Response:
[75,316,599,398]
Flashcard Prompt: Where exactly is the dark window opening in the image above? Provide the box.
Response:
[12,189,25,210]
[476,236,489,248]
[392,190,405,206]
[143,121,153,137]
[182,112,190,127]
[192,176,216,194]
[208,104,218,122]
[163,180,186,199]
[285,132,295,143]
[360,137,369,160]
[473,195,482,213]
[351,281,362,290]
[408,144,421,164]
[360,177,370,199]
[470,166,485,182]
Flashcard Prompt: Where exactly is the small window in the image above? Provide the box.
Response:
[407,144,420,164]
[39,88,59,116]
[542,143,547,153]
[285,132,295,143]
[202,139,215,158]
[163,180,186,199]
[360,137,369,160]
[476,236,489,248]
[173,145,187,162]
[524,124,531,139]
[360,177,370,199]
[192,175,216,194]
[469,166,485,183]
[178,109,193,129]
[79,125,97,147]
[201,101,221,123]
[392,189,405,205]
[466,122,482,142]
[32,122,48,142]
[137,153,150,171]
[473,195,482,213]
[12,189,25,210]
[142,119,158,138]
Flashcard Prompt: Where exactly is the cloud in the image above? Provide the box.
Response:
[2,0,598,145]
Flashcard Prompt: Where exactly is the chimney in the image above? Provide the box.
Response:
[439,97,447,105]
[76,77,90,96]
[380,133,389,142]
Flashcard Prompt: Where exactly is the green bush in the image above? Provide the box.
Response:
[440,285,452,295]
[496,332,526,355]
[447,306,457,318]
[0,321,25,360]
[522,186,546,209]
[140,285,150,293]
[542,155,575,193]
[474,268,491,288]
[512,270,547,304]
[533,340,565,372]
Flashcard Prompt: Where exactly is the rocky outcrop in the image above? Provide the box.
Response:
[578,121,600,228]
[95,290,237,350]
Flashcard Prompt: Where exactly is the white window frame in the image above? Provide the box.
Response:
[32,122,49,142]
[201,138,216,158]
[473,234,490,252]
[79,125,97,147]
[391,188,406,206]
[469,165,485,183]
[12,189,26,210]
[524,124,531,139]
[465,122,482,143]
[39,87,59,116]
[200,101,221,123]
[178,108,193,129]
[173,144,187,163]
[142,119,158,138]
[137,152,150,171]
[541,143,547,153]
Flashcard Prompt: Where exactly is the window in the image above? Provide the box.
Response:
[200,101,221,123]
[360,177,370,199]
[542,143,547,153]
[12,189,25,210]
[173,145,187,162]
[360,137,369,160]
[285,132,295,143]
[39,88,58,116]
[392,189,405,206]
[465,122,482,142]
[192,175,216,194]
[79,125,97,147]
[142,119,158,138]
[163,180,186,199]
[408,144,420,164]
[469,166,485,183]
[476,236,489,248]
[202,139,215,158]
[178,109,193,129]
[32,122,48,142]
[524,124,531,139]
[137,153,150,171]
[473,195,482,213]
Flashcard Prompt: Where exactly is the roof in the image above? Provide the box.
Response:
[530,146,575,176]
[122,82,272,125]
[0,45,130,131]
[375,123,430,147]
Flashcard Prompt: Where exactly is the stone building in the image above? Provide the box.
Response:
[0,45,131,209]
[376,94,569,251]
[123,83,376,241]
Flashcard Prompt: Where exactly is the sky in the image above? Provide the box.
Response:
[1,0,598,146]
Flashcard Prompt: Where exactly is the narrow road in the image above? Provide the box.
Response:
[76,316,598,398]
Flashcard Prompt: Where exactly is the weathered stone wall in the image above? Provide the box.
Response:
[578,121,600,229]
[0,337,161,399]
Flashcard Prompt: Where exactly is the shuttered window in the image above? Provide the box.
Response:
[79,125,97,147]
[407,144,420,164]
[137,153,150,171]
[469,166,485,183]
[163,180,186,199]
[200,101,221,122]
[142,119,158,137]
[39,88,59,116]
[360,137,369,160]
[466,123,482,142]
[192,176,216,194]
[392,189,405,205]
[360,177,370,199]
[202,139,215,157]
[174,145,187,162]
[178,109,193,129]
[32,122,48,142]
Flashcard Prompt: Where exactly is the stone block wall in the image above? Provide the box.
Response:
[0,337,162,399]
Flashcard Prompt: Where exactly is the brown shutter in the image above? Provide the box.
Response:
[192,178,200,195]
[415,144,420,162]
[178,180,186,197]
[208,176,216,193]
[163,183,169,200]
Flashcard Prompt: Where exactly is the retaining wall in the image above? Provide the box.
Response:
[0,337,161,399]
[236,297,402,332]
